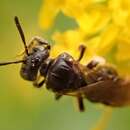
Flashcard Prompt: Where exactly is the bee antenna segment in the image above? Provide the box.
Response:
[14,16,29,56]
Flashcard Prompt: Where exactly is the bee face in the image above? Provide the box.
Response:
[20,45,50,81]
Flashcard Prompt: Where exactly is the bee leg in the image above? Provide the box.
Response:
[77,96,85,112]
[33,79,45,88]
[55,93,63,100]
[77,44,86,62]
[86,60,99,69]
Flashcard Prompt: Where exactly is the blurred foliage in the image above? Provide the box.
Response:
[0,0,130,130]
[39,0,130,76]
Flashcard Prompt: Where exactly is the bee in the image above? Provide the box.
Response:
[0,16,130,112]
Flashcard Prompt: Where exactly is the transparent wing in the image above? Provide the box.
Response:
[58,77,130,107]
[77,78,130,107]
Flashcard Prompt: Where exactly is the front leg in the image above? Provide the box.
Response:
[55,93,63,100]
[33,78,45,88]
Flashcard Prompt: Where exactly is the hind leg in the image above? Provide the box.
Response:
[86,60,99,69]
[86,56,106,69]
[76,95,85,112]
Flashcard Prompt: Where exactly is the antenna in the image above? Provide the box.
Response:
[14,16,29,55]
[0,60,24,66]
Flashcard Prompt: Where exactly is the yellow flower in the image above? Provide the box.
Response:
[38,0,130,75]
[38,0,64,29]
[51,29,86,60]
[109,0,130,27]
[97,23,120,55]
[38,1,130,129]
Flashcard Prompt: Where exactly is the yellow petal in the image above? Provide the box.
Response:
[52,30,86,58]
[76,5,110,35]
[97,24,120,55]
[38,0,64,29]
[116,43,130,61]
[61,0,91,18]
[109,0,130,27]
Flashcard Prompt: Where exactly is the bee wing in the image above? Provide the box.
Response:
[77,78,130,107]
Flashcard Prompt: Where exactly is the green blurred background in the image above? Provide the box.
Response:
[0,0,130,130]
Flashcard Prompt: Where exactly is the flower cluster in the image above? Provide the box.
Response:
[39,0,130,75]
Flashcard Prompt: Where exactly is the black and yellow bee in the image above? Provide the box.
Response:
[1,16,130,112]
